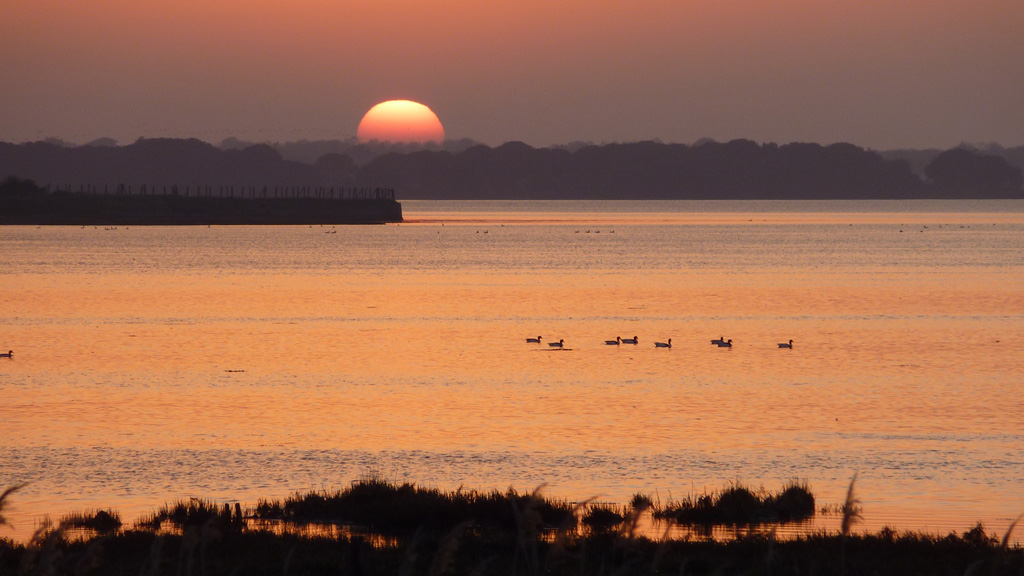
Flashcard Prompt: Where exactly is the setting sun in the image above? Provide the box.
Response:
[356,100,445,144]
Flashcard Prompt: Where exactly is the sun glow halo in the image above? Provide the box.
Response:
[357,100,445,144]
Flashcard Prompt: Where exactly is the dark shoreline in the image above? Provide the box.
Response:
[2,479,1021,576]
[0,193,403,225]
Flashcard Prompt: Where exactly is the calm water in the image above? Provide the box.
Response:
[2,200,1023,542]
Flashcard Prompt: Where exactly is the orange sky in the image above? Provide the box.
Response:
[1,0,1022,148]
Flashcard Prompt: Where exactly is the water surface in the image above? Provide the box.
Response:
[2,200,1022,541]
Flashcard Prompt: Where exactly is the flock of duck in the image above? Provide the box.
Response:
[1,336,796,359]
[1,338,796,359]
[527,337,793,349]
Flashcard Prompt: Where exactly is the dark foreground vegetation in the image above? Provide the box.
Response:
[2,137,1022,200]
[654,481,816,527]
[2,479,1021,576]
[0,177,402,225]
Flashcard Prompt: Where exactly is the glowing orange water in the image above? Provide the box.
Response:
[2,201,1022,542]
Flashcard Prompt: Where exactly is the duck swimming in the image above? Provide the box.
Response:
[778,340,793,349]
[654,339,672,348]
[526,336,542,343]
[605,336,621,345]
[548,339,565,348]
[0,350,12,358]
[622,336,639,345]
[716,339,733,348]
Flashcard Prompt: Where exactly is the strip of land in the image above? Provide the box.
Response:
[0,183,402,225]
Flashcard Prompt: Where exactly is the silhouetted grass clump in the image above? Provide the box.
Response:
[774,481,818,522]
[254,477,577,535]
[137,498,243,532]
[629,492,654,510]
[581,503,626,533]
[656,481,815,526]
[59,509,122,534]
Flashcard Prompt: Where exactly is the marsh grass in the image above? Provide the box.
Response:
[581,503,626,533]
[580,493,656,539]
[840,472,862,576]
[841,472,863,537]
[2,483,1021,576]
[254,477,578,536]
[58,509,122,535]
[3,524,1018,576]
[136,498,244,532]
[1001,512,1024,550]
[654,481,815,527]
[0,484,26,529]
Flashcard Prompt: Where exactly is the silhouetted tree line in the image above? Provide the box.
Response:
[357,140,1022,199]
[0,138,359,190]
[221,136,483,166]
[0,175,43,197]
[879,142,1024,177]
[2,138,1021,200]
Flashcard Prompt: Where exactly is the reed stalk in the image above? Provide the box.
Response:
[0,484,27,530]
[840,472,862,576]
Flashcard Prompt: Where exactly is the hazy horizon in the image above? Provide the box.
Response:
[8,134,1024,154]
[3,1,1022,150]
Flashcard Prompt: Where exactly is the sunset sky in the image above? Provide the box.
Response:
[2,0,1022,149]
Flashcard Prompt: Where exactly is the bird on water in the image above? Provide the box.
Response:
[778,340,794,349]
[548,339,565,348]
[655,339,672,348]
[622,336,639,345]
[605,336,621,345]
[1,350,12,358]
[711,336,726,345]
[717,339,733,347]
[526,336,542,343]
